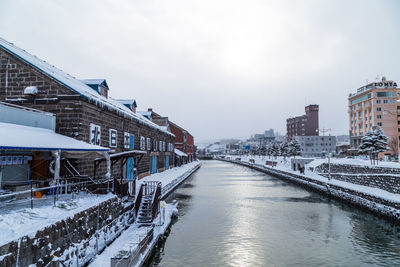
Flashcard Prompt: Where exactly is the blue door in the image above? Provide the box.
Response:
[165,156,169,170]
[151,156,157,174]
[126,135,135,181]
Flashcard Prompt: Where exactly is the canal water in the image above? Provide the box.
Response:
[149,160,400,267]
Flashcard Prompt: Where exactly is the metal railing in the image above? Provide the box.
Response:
[0,176,113,209]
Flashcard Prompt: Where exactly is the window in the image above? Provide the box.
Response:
[153,140,158,151]
[390,100,396,104]
[159,141,163,151]
[109,129,117,148]
[377,122,382,126]
[376,100,381,104]
[383,100,388,104]
[351,93,371,105]
[376,91,394,97]
[377,107,382,112]
[377,115,382,119]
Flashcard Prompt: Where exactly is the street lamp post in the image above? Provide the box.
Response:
[317,127,332,181]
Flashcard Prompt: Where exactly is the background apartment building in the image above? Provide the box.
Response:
[348,77,399,156]
[287,104,319,140]
[294,135,337,158]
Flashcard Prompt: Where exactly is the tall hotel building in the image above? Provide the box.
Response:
[348,77,399,154]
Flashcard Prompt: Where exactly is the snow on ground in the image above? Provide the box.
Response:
[0,193,115,246]
[225,155,400,203]
[138,161,200,194]
[307,157,400,168]
[89,203,177,266]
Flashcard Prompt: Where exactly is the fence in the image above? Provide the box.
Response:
[0,176,113,209]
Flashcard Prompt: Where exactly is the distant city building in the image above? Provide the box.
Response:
[294,135,336,158]
[287,105,319,140]
[264,129,274,137]
[250,128,276,145]
[348,77,399,156]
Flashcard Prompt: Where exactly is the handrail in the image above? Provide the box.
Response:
[134,184,144,217]
[0,177,113,200]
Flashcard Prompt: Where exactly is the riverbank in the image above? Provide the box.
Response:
[88,161,201,267]
[218,158,400,222]
[0,161,201,267]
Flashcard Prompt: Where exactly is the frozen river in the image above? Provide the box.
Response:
[149,160,400,266]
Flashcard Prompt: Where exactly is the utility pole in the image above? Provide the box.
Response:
[316,128,331,157]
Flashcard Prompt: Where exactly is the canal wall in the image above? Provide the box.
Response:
[219,159,400,223]
[0,196,134,267]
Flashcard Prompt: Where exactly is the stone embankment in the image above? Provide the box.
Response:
[0,197,133,267]
[220,158,400,222]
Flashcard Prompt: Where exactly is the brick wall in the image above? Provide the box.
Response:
[0,47,175,180]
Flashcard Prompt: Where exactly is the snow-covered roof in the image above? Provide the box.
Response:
[0,122,108,152]
[137,111,152,120]
[174,148,188,157]
[0,37,173,137]
[117,99,137,108]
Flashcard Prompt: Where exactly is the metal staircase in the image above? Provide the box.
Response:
[135,181,162,227]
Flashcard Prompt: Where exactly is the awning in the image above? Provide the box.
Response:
[174,148,188,157]
[95,150,147,162]
[0,122,108,158]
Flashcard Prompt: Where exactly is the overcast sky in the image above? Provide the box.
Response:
[1,0,400,143]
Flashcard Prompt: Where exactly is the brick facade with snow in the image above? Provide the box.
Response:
[0,39,174,179]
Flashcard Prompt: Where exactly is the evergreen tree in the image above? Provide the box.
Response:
[359,126,389,165]
[289,139,301,158]
[280,141,290,160]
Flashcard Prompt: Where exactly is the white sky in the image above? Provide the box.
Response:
[1,0,400,143]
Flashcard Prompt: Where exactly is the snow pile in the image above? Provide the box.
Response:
[307,157,400,169]
[139,161,201,195]
[0,193,115,246]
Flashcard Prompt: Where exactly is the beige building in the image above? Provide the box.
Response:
[348,77,399,157]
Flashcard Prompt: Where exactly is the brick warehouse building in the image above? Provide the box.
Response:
[286,104,319,140]
[0,37,175,181]
[139,108,195,162]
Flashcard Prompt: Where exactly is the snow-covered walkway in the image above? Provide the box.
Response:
[225,155,400,204]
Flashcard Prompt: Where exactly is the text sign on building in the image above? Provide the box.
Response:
[109,129,117,148]
[140,136,146,150]
[124,132,130,149]
[89,123,101,146]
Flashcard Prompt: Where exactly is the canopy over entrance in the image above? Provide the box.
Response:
[174,148,188,158]
[0,122,108,158]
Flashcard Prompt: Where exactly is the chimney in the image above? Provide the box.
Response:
[148,108,153,112]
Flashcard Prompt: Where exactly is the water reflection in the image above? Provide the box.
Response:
[149,161,400,267]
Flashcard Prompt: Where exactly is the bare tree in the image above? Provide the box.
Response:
[389,136,398,159]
